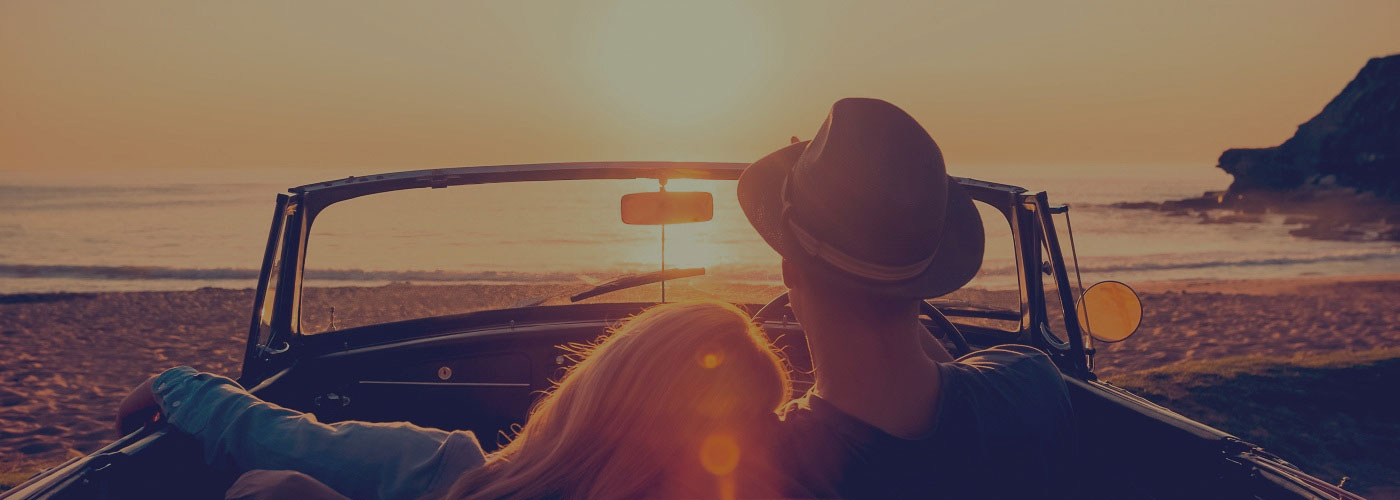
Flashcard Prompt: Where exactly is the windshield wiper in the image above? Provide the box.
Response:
[570,267,704,302]
[509,267,705,308]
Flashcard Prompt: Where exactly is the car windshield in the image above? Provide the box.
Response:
[299,178,1021,334]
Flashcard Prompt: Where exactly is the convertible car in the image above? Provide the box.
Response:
[1,163,1363,499]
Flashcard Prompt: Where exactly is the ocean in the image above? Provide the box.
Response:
[2,165,1397,294]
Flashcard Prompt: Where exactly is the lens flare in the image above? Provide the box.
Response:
[699,432,741,476]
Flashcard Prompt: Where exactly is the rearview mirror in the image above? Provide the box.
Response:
[621,191,713,225]
[1076,281,1143,343]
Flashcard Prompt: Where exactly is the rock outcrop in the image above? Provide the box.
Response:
[1112,54,1400,242]
[1219,54,1400,200]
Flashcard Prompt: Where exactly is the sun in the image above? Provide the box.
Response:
[615,178,740,271]
[582,1,771,127]
[617,205,730,271]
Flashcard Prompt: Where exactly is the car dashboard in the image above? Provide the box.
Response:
[250,302,1019,446]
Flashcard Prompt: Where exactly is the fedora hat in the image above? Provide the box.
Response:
[737,98,984,298]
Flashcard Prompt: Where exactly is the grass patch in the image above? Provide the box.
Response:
[1111,348,1400,497]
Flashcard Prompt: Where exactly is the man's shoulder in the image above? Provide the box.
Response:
[946,344,1063,386]
[769,345,1075,498]
[956,343,1057,366]
[775,392,878,440]
[776,344,1066,435]
[939,344,1074,439]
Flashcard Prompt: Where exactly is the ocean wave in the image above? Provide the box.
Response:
[0,183,275,196]
[968,249,1400,276]
[4,248,1396,286]
[1083,250,1399,273]
[4,198,251,211]
[0,264,580,283]
[0,184,273,211]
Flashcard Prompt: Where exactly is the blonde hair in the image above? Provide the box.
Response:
[446,300,791,500]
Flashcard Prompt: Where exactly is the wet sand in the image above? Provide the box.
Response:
[2,275,1398,465]
[1091,274,1400,377]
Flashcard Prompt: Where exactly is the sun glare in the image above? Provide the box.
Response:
[584,1,770,127]
[616,178,743,271]
[699,432,741,476]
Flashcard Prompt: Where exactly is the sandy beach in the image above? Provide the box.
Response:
[2,274,1398,467]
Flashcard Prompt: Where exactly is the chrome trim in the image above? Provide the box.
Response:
[317,319,613,359]
[1039,322,1071,351]
[292,162,747,194]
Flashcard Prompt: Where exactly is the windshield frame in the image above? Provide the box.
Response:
[250,163,1059,377]
[238,159,1103,386]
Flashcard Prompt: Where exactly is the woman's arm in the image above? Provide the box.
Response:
[146,367,486,500]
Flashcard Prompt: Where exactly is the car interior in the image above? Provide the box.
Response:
[15,170,1327,500]
[35,301,1307,500]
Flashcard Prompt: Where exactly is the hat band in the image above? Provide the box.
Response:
[780,173,935,282]
[786,218,936,281]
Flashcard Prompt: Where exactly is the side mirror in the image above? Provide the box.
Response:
[621,191,713,225]
[1076,281,1143,343]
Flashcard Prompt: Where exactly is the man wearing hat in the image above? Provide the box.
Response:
[738,98,1075,498]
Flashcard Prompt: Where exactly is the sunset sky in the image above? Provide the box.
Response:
[2,1,1398,180]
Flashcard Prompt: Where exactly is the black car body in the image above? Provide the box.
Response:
[1,163,1362,499]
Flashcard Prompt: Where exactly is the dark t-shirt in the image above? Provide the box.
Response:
[771,345,1076,499]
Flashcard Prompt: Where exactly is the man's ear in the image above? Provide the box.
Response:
[781,259,799,290]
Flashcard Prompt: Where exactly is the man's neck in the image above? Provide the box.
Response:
[800,308,943,438]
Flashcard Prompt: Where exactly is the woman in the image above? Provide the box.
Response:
[117,301,791,499]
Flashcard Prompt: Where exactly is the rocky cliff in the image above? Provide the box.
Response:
[1219,54,1400,200]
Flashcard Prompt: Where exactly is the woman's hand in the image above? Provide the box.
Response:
[114,374,162,436]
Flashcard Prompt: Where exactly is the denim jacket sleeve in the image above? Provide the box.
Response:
[151,366,487,500]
